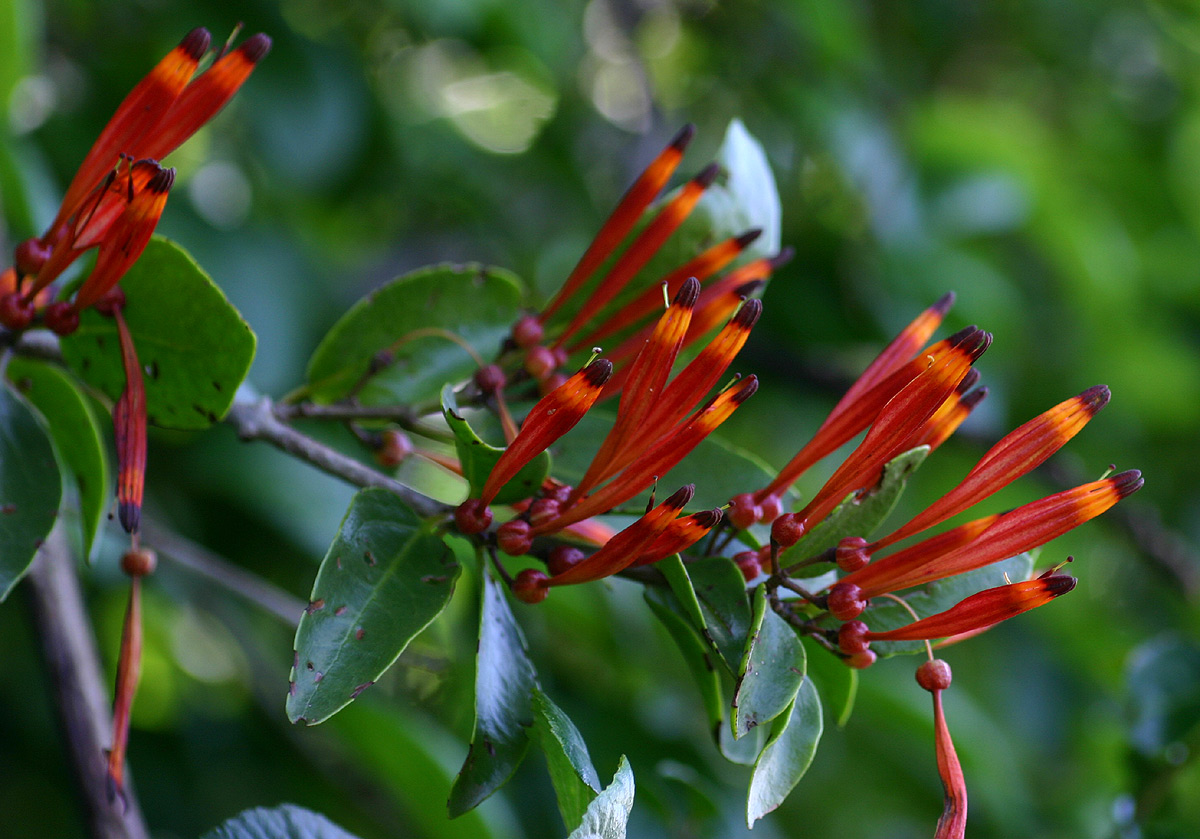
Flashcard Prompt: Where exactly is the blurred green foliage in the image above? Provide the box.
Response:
[3,0,1200,837]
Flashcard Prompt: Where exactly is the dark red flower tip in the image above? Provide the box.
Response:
[691,508,723,528]
[1080,384,1111,414]
[1042,574,1078,596]
[956,368,980,395]
[731,374,759,405]
[735,228,763,248]
[734,279,765,298]
[931,291,956,316]
[960,386,988,410]
[732,298,763,330]
[1112,469,1144,497]
[118,500,141,534]
[768,247,795,271]
[694,162,721,188]
[670,123,697,152]
[180,28,213,61]
[239,33,273,63]
[147,166,176,193]
[664,483,696,510]
[944,325,979,347]
[582,358,614,388]
[675,276,701,308]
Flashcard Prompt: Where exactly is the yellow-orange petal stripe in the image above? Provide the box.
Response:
[53,28,209,236]
[553,164,718,347]
[913,385,987,453]
[864,576,1076,642]
[479,359,612,505]
[844,292,954,408]
[140,33,272,161]
[547,485,694,585]
[873,385,1110,552]
[541,125,694,323]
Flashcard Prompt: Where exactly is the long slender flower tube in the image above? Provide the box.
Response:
[113,308,147,535]
[864,576,1077,642]
[838,470,1143,598]
[911,660,967,839]
[7,27,269,324]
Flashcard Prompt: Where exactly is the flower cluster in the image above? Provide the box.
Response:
[446,126,1141,838]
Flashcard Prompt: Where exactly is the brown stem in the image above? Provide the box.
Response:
[26,527,150,839]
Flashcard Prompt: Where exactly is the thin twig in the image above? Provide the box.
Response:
[224,397,443,517]
[25,526,150,839]
[139,519,306,627]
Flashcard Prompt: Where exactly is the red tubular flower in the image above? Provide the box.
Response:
[912,380,987,452]
[19,28,269,305]
[106,575,143,801]
[753,297,959,504]
[931,689,967,839]
[632,508,723,566]
[545,485,695,586]
[113,309,147,534]
[479,359,613,506]
[864,576,1076,642]
[870,385,1111,552]
[539,124,694,324]
[841,470,1143,597]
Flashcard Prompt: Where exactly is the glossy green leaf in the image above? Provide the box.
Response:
[645,584,724,731]
[746,678,824,827]
[534,687,601,831]
[305,263,523,405]
[567,756,635,839]
[442,385,549,505]
[6,358,109,560]
[287,489,460,724]
[448,572,537,817]
[202,804,361,839]
[0,381,61,601]
[59,236,256,430]
[662,556,753,674]
[733,585,806,738]
[803,638,858,728]
[718,718,767,766]
[784,446,929,577]
[860,552,1035,656]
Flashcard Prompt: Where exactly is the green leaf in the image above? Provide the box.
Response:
[662,556,753,674]
[6,358,109,560]
[0,381,61,601]
[59,236,256,430]
[1125,634,1200,757]
[567,756,635,839]
[448,572,537,817]
[718,719,767,766]
[733,585,806,738]
[287,489,460,724]
[784,446,929,577]
[442,385,549,504]
[202,804,361,839]
[746,678,824,827]
[305,263,523,405]
[803,638,858,728]
[860,552,1036,656]
[644,584,725,731]
[533,687,601,831]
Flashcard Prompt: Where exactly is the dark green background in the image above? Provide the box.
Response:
[2,0,1198,837]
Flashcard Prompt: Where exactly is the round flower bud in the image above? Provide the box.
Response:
[14,237,50,277]
[512,315,544,348]
[727,493,761,530]
[733,550,761,581]
[524,345,557,380]
[770,513,805,549]
[847,649,877,669]
[454,499,493,535]
[512,568,550,604]
[496,519,534,556]
[758,494,784,524]
[916,658,953,692]
[474,364,506,394]
[374,429,413,468]
[0,292,35,331]
[547,545,585,576]
[827,582,867,621]
[93,286,126,316]
[544,483,574,504]
[120,548,158,577]
[836,536,871,573]
[43,301,80,336]
[527,497,560,529]
[837,620,871,655]
[552,346,570,369]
